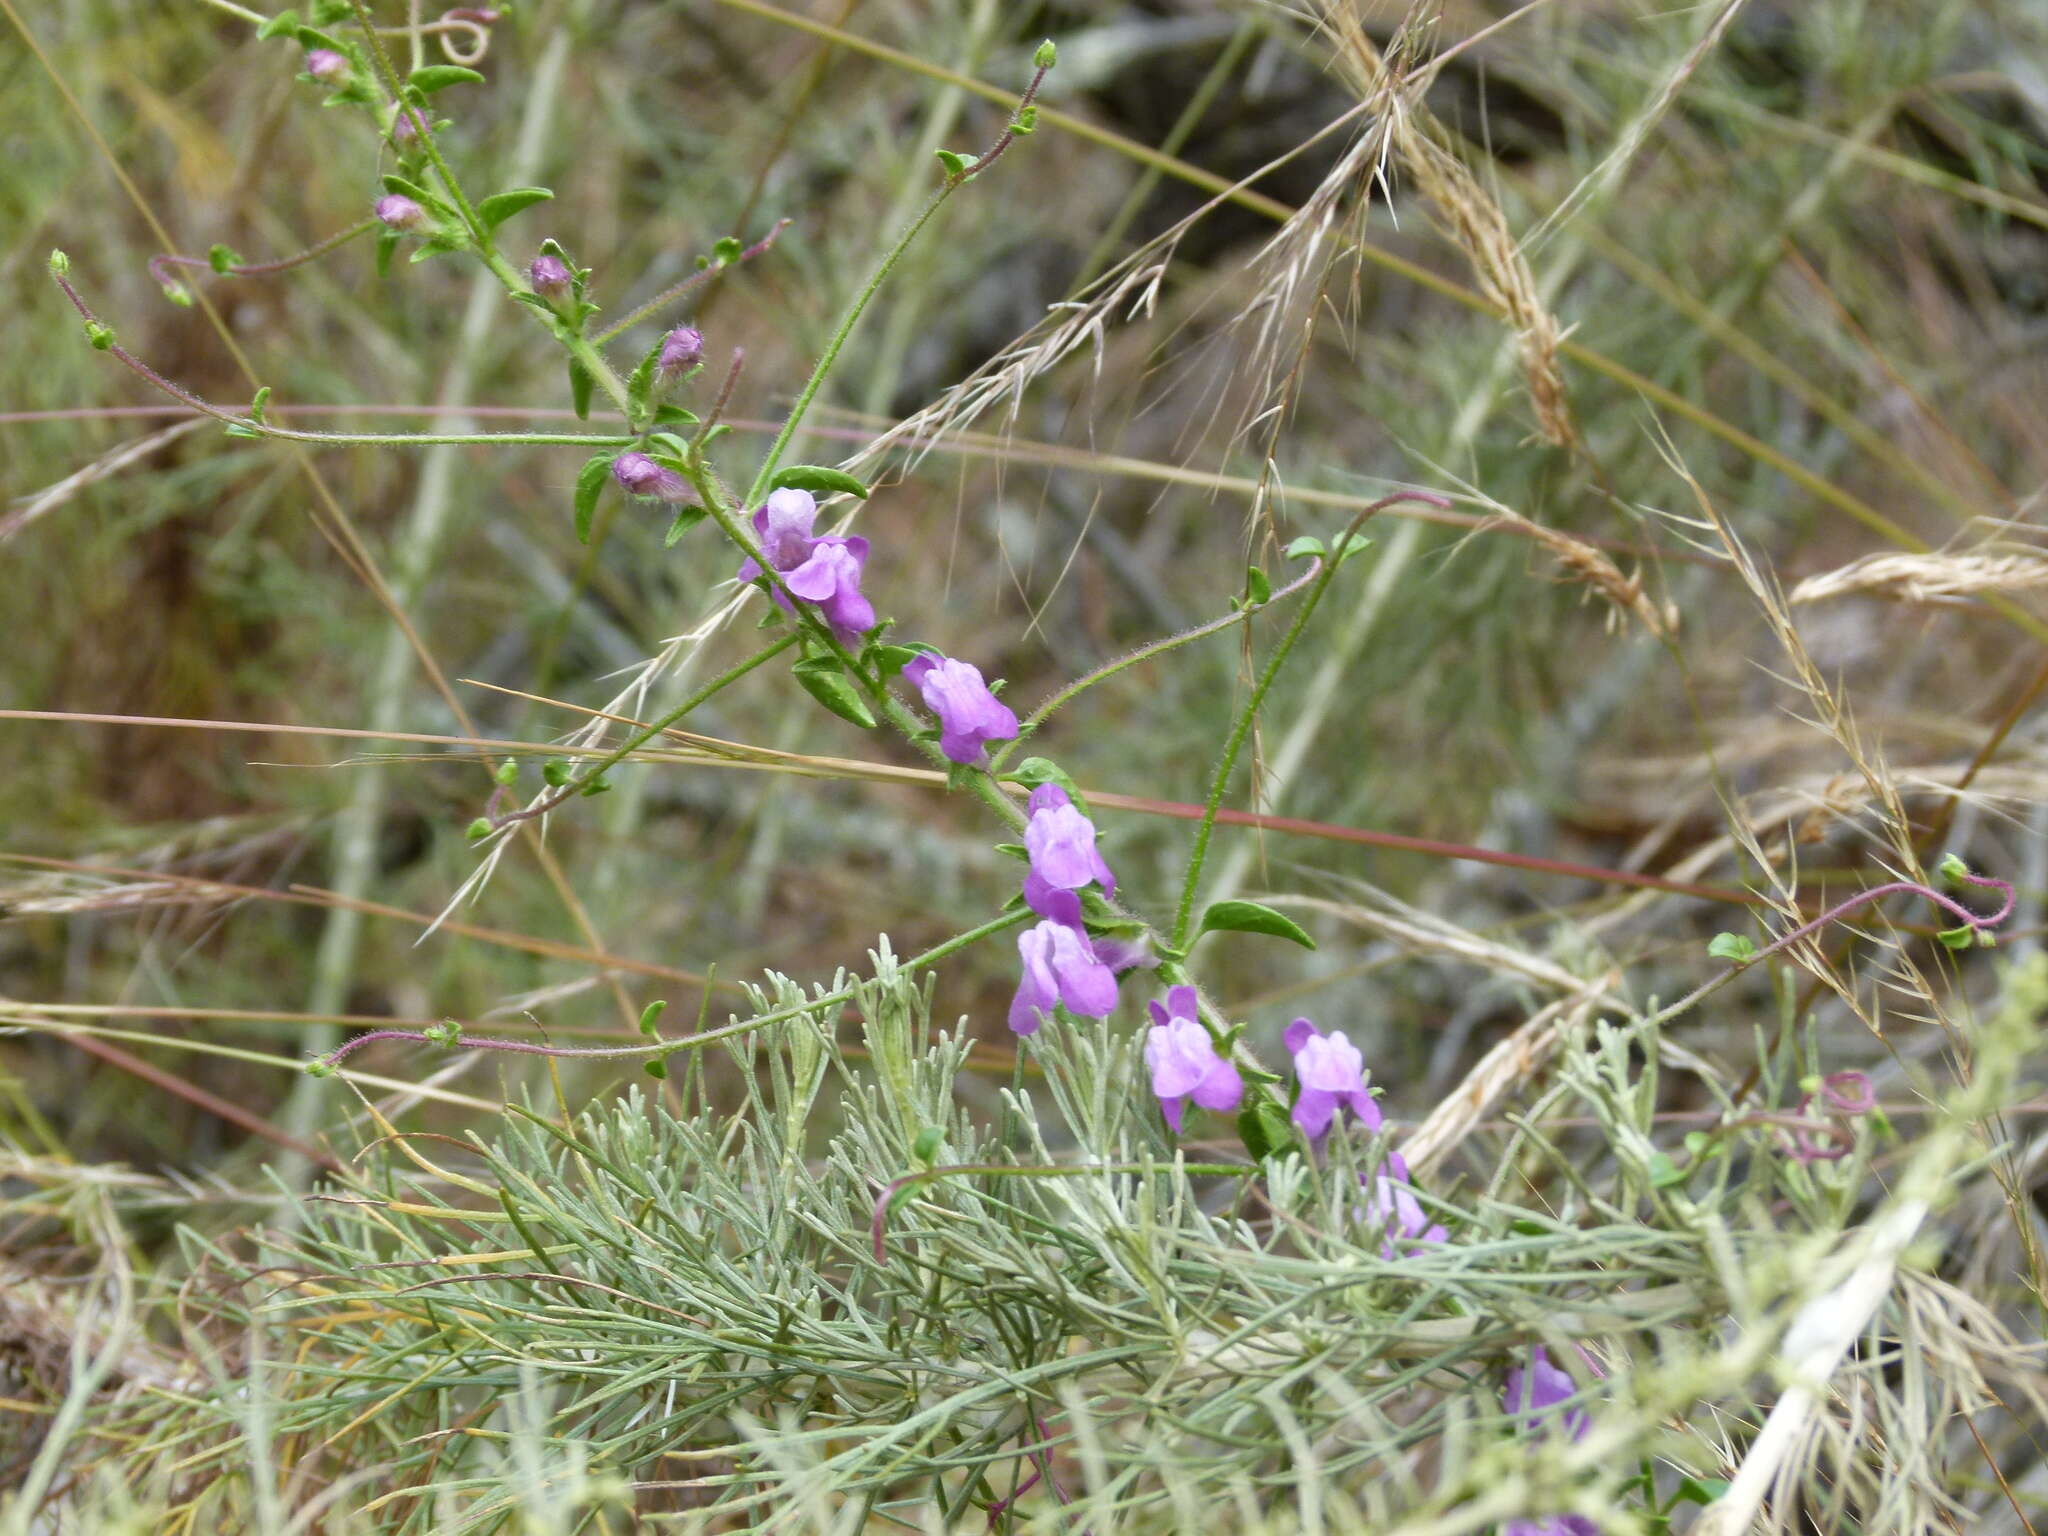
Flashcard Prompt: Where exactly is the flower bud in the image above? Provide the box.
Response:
[528,254,573,301]
[304,48,348,84]
[657,325,704,379]
[610,451,690,502]
[375,194,426,231]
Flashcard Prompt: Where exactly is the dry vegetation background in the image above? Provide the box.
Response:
[3,0,2048,1530]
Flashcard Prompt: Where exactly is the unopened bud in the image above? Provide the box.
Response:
[528,253,573,300]
[391,109,427,147]
[1033,39,1057,69]
[47,249,70,278]
[610,451,690,503]
[304,48,348,84]
[376,194,426,231]
[657,325,704,378]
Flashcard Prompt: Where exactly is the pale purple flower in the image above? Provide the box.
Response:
[1360,1151,1447,1255]
[1500,1346,1601,1535]
[1023,784,1116,917]
[611,451,689,503]
[902,654,1017,766]
[1009,919,1119,1036]
[304,48,348,84]
[374,195,425,231]
[391,109,425,147]
[735,488,875,645]
[529,254,572,300]
[1144,984,1243,1132]
[1284,1018,1380,1140]
[658,326,704,378]
[1504,1346,1594,1442]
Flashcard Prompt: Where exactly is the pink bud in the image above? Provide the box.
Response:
[529,254,573,300]
[375,195,426,231]
[304,49,348,84]
[658,326,704,378]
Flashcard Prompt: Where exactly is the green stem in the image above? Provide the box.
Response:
[745,184,953,507]
[346,0,486,242]
[1169,503,1419,950]
[487,633,799,832]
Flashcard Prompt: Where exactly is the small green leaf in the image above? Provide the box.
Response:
[768,464,869,500]
[248,386,271,423]
[494,759,519,787]
[207,243,242,274]
[222,421,262,439]
[870,642,938,681]
[638,1000,668,1037]
[410,64,484,93]
[992,842,1027,860]
[626,345,660,424]
[663,507,706,547]
[568,359,593,420]
[1937,852,1969,884]
[1937,925,1978,950]
[652,403,698,428]
[1245,565,1271,604]
[374,228,399,279]
[1236,1096,1293,1160]
[295,25,344,52]
[1647,1152,1685,1188]
[573,452,612,544]
[934,148,971,179]
[465,817,492,842]
[541,760,570,788]
[1670,1478,1731,1508]
[712,236,742,265]
[792,659,877,729]
[911,1127,944,1166]
[476,186,554,230]
[1196,899,1316,950]
[1011,105,1038,135]
[380,172,433,202]
[84,321,114,351]
[1707,932,1757,962]
[256,9,300,39]
[580,775,613,797]
[1284,535,1325,560]
[643,1057,669,1080]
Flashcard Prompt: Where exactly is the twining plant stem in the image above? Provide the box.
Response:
[149,218,379,297]
[1169,494,1446,949]
[742,55,1053,506]
[485,633,798,832]
[595,220,791,345]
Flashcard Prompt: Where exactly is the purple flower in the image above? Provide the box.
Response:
[1144,985,1243,1132]
[735,488,876,645]
[1091,927,1157,975]
[1284,1019,1380,1140]
[1499,1346,1601,1536]
[1360,1151,1447,1255]
[658,326,704,378]
[611,451,690,503]
[1023,784,1116,918]
[1503,1346,1594,1443]
[304,48,348,84]
[1009,919,1119,1036]
[375,195,425,232]
[529,254,572,300]
[902,654,1017,767]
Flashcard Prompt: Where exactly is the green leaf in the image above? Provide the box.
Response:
[1647,1152,1685,1188]
[476,186,553,230]
[295,25,344,52]
[541,760,570,788]
[380,172,434,202]
[1236,1096,1293,1160]
[248,386,270,424]
[767,464,869,500]
[911,1127,944,1166]
[1937,852,1970,884]
[663,507,706,547]
[643,1058,669,1080]
[574,452,612,545]
[1937,925,1978,950]
[410,64,484,93]
[626,345,660,424]
[256,9,300,39]
[652,403,698,428]
[638,1000,668,1037]
[207,243,242,274]
[1196,899,1316,950]
[1012,105,1038,135]
[1245,565,1271,604]
[712,236,742,265]
[1006,757,1082,803]
[934,148,970,179]
[792,660,877,729]
[568,360,593,420]
[870,642,938,681]
[1670,1478,1731,1509]
[222,421,262,440]
[493,760,519,787]
[1707,932,1757,962]
[1284,535,1325,560]
[374,228,399,279]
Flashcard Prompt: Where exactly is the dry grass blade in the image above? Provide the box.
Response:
[1790,551,2048,607]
